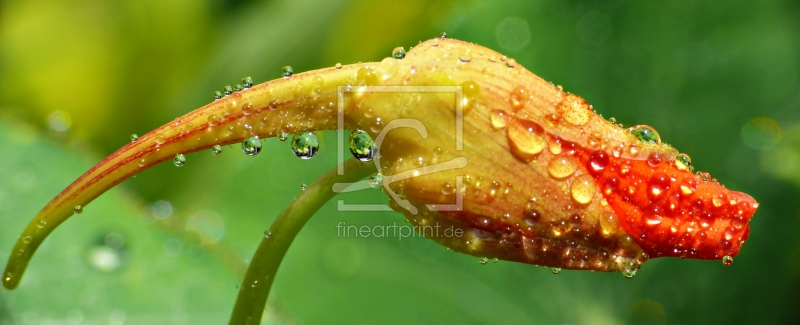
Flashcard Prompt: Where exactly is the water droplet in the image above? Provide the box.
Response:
[233,84,244,92]
[647,173,670,199]
[675,153,694,172]
[356,67,379,85]
[557,93,590,126]
[264,231,272,238]
[588,151,609,175]
[368,173,383,188]
[479,257,488,265]
[507,118,546,160]
[392,47,406,59]
[242,137,263,156]
[291,132,320,159]
[507,88,526,112]
[630,125,661,143]
[570,174,595,205]
[74,205,83,214]
[506,58,517,68]
[547,156,578,179]
[222,85,233,96]
[335,63,342,69]
[552,267,561,274]
[300,183,307,191]
[213,91,223,100]
[130,134,139,142]
[722,255,733,266]
[241,103,254,116]
[211,145,222,155]
[349,130,376,161]
[492,257,499,263]
[431,38,439,47]
[278,132,289,141]
[37,220,47,228]
[173,153,186,167]
[489,110,509,129]
[282,66,293,78]
[154,132,166,145]
[21,236,32,244]
[242,76,253,88]
[208,114,221,127]
[440,32,447,38]
[459,51,472,62]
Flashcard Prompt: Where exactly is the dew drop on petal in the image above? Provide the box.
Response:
[552,267,561,274]
[208,114,221,127]
[242,137,263,156]
[335,63,342,69]
[722,255,733,266]
[547,156,578,179]
[130,134,139,142]
[278,132,289,141]
[392,47,406,60]
[74,205,83,214]
[489,110,509,130]
[675,153,694,172]
[213,91,223,100]
[459,51,472,62]
[282,66,294,78]
[349,130,376,161]
[507,118,546,161]
[154,132,166,145]
[242,76,253,88]
[291,132,320,159]
[211,145,222,155]
[630,125,661,143]
[570,174,595,205]
[557,93,590,126]
[222,85,233,96]
[173,153,186,167]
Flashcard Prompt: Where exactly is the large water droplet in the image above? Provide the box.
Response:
[547,156,578,179]
[507,118,546,161]
[154,132,167,145]
[242,76,253,88]
[208,114,221,127]
[570,174,595,205]
[211,145,222,155]
[222,85,233,96]
[647,173,670,200]
[557,93,590,126]
[349,130,376,161]
[282,66,293,78]
[675,153,694,172]
[291,132,319,159]
[74,205,83,214]
[489,110,509,129]
[630,125,661,143]
[722,255,733,266]
[213,91,223,100]
[392,47,406,59]
[242,137,263,156]
[335,63,342,69]
[459,51,472,62]
[588,151,609,175]
[173,154,186,167]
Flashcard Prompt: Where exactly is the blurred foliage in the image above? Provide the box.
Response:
[1,0,799,324]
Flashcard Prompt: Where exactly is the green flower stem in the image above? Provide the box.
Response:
[229,158,375,324]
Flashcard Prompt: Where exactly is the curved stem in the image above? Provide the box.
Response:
[229,158,375,325]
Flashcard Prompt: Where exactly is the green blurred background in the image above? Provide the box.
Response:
[1,0,799,324]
